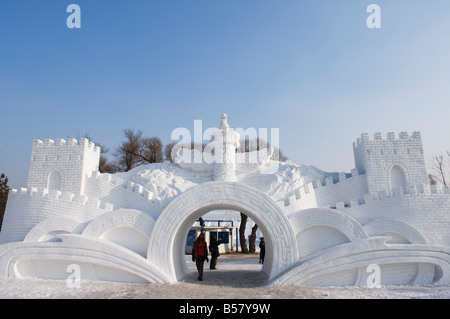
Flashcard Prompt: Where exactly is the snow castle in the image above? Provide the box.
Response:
[1,114,450,287]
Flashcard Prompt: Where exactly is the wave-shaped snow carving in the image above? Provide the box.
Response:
[0,234,171,283]
[272,237,450,286]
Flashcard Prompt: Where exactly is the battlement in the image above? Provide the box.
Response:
[313,169,359,188]
[30,138,101,167]
[281,178,450,215]
[8,186,114,211]
[281,169,367,211]
[352,131,428,193]
[88,171,156,202]
[33,138,101,153]
[27,137,101,195]
[353,131,422,149]
[84,171,165,220]
[333,183,450,212]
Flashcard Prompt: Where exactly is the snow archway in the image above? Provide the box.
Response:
[147,181,299,282]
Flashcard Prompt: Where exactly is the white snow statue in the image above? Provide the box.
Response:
[1,115,450,287]
[174,113,274,182]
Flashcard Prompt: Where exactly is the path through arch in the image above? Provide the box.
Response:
[182,253,268,287]
[147,182,299,282]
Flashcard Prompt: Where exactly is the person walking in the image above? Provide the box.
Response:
[209,235,220,270]
[259,237,265,264]
[199,217,205,233]
[192,233,209,281]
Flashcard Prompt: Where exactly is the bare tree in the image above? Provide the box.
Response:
[235,138,285,254]
[140,137,164,164]
[429,174,438,185]
[164,142,177,162]
[114,129,164,171]
[0,173,10,232]
[99,156,121,174]
[249,223,259,253]
[239,212,249,254]
[114,129,143,172]
[431,153,449,187]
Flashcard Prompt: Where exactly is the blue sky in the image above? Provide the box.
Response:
[1,1,450,189]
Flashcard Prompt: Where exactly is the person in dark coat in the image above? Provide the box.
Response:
[259,237,265,264]
[199,217,205,233]
[209,235,220,269]
[192,233,209,281]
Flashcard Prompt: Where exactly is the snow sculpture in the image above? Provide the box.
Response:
[175,113,273,182]
[1,115,450,287]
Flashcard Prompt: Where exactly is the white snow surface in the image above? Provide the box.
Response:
[112,160,327,203]
[3,159,449,298]
[1,255,449,299]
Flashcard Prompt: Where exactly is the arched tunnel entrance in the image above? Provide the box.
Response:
[147,182,299,283]
[182,209,269,286]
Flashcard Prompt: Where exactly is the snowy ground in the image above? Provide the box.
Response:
[1,254,449,299]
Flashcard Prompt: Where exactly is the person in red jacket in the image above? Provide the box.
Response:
[192,233,209,281]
